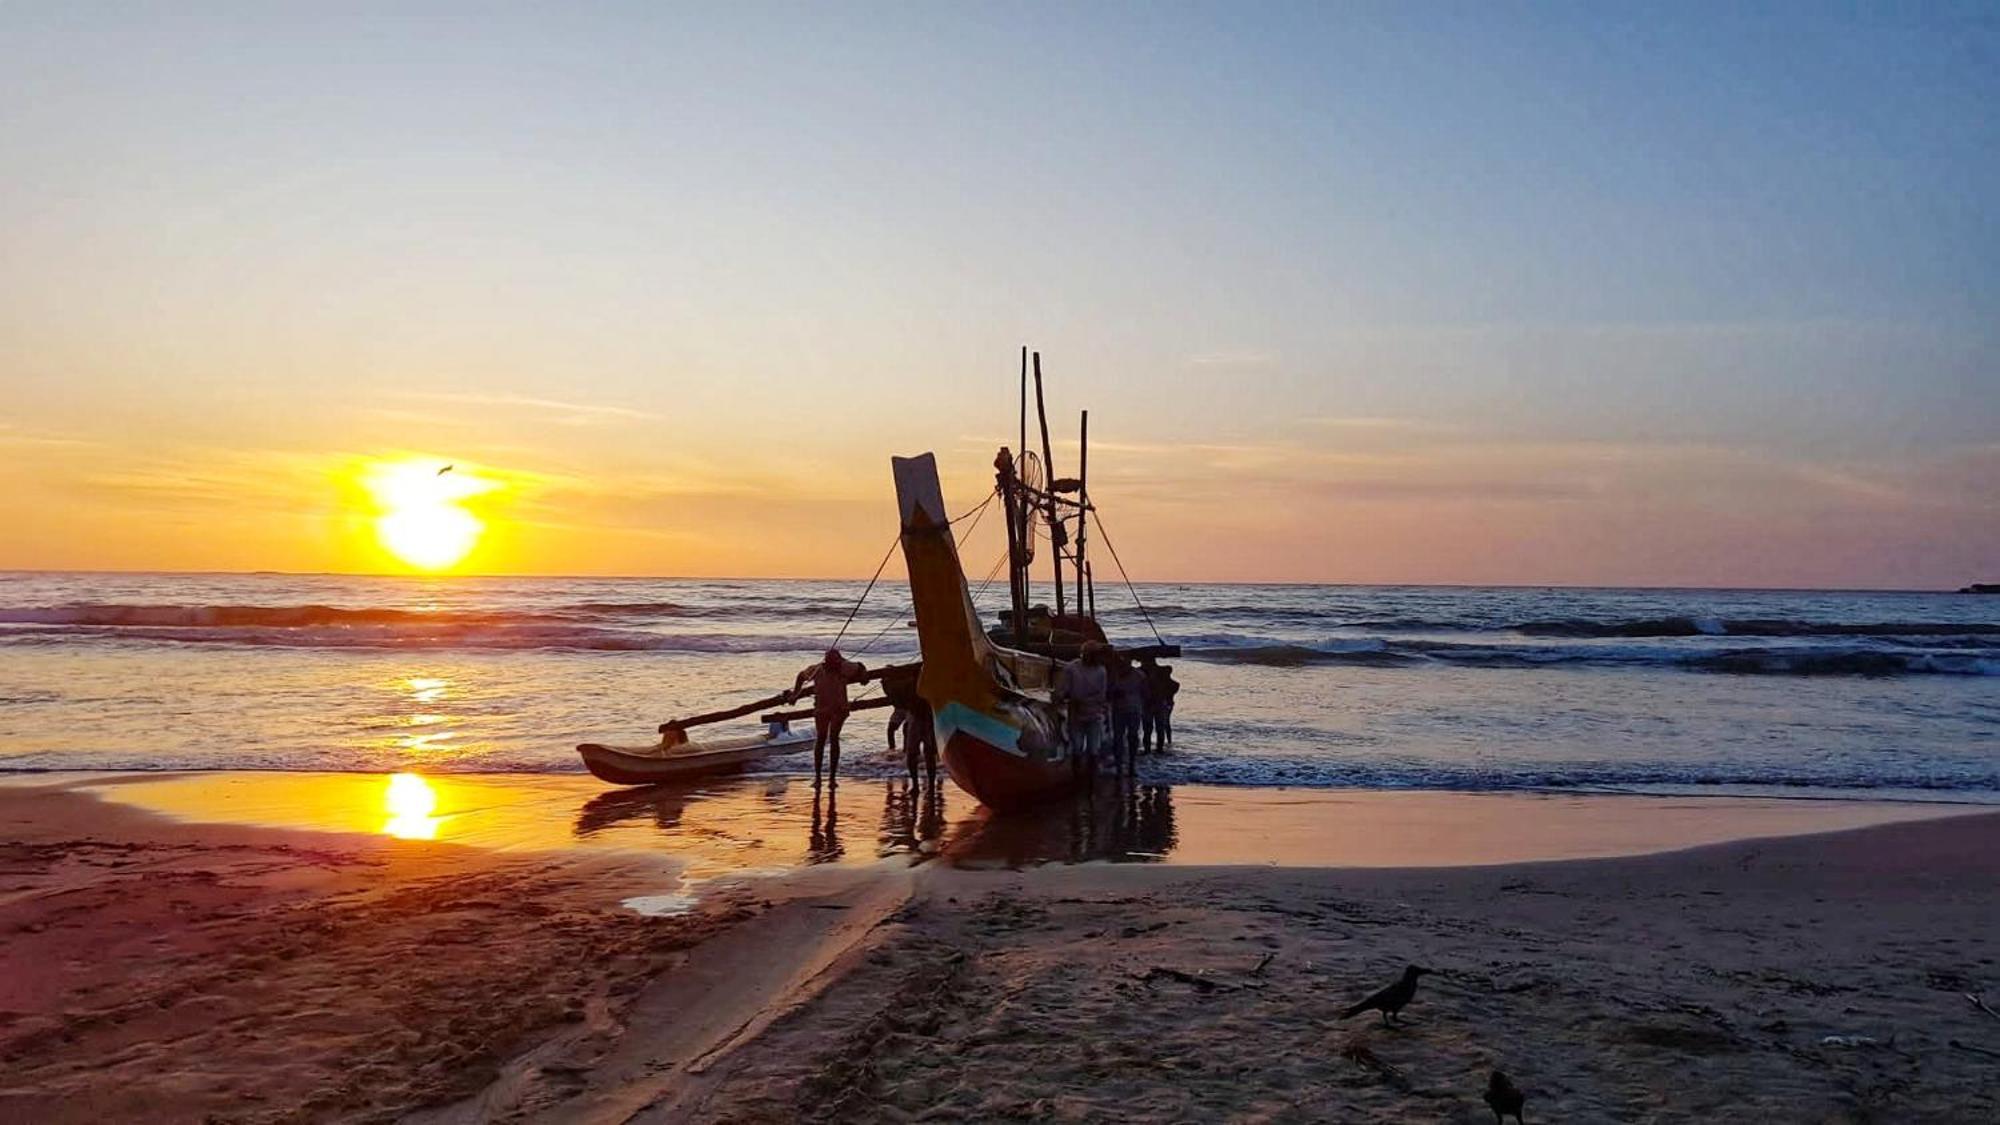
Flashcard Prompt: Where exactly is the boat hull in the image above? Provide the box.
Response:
[931,696,1072,812]
[576,731,812,786]
[940,730,1075,813]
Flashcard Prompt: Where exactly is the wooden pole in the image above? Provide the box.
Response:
[1016,345,1031,635]
[1075,409,1088,614]
[661,662,917,732]
[1032,352,1064,617]
[760,697,894,725]
[1019,346,1028,482]
[997,451,1028,645]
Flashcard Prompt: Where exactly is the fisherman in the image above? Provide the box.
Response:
[1052,640,1111,776]
[792,646,866,785]
[1143,661,1179,752]
[880,664,937,784]
[1109,654,1146,774]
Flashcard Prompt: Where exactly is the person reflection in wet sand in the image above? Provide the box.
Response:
[809,783,843,862]
[916,779,946,850]
[879,779,919,856]
[877,775,949,859]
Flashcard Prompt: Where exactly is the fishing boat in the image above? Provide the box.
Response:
[895,350,1178,812]
[575,727,814,785]
[576,680,896,786]
[578,348,1174,811]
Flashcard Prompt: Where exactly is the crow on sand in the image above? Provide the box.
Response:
[1339,964,1432,1025]
[1483,1070,1525,1123]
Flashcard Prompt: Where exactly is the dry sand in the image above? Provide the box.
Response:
[684,811,2000,1125]
[2,776,1996,1123]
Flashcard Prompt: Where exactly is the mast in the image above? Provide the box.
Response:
[1075,409,1088,612]
[996,447,1028,645]
[1019,346,1028,484]
[1032,352,1064,617]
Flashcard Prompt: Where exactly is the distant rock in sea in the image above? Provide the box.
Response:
[1960,583,1999,594]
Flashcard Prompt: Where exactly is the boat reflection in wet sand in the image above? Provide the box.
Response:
[566,773,1174,871]
[941,783,1180,868]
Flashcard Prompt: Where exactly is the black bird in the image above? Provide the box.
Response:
[437,464,454,476]
[1483,1070,1525,1124]
[1340,964,1432,1024]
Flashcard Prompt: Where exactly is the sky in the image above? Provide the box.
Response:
[1,2,1994,587]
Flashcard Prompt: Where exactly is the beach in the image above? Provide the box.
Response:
[3,775,1996,1123]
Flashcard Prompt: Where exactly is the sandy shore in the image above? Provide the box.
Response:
[676,811,2000,1124]
[2,775,1996,1122]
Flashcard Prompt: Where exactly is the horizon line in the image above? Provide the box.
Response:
[0,566,1977,597]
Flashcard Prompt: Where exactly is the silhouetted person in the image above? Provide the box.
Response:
[793,646,865,785]
[1053,640,1110,777]
[1340,964,1431,1025]
[1484,1071,1525,1124]
[881,666,938,783]
[1143,662,1179,752]
[1108,656,1145,773]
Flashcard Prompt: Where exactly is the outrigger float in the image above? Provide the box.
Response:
[577,349,1177,811]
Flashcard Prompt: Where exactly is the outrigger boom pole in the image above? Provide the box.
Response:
[658,661,919,734]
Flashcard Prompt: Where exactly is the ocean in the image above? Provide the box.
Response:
[2,572,1995,802]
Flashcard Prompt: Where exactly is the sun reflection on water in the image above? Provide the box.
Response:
[407,677,449,704]
[383,772,440,839]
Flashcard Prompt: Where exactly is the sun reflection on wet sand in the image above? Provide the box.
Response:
[383,772,440,839]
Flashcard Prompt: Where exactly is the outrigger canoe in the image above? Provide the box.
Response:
[576,728,813,785]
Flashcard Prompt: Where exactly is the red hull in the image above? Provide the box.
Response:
[940,730,1076,813]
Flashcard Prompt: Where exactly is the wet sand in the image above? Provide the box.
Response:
[1,773,1995,1122]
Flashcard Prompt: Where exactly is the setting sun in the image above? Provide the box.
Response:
[360,460,494,571]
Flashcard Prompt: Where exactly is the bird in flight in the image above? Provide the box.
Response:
[437,464,454,476]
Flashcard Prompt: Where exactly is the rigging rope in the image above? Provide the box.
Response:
[830,488,999,650]
[952,489,997,549]
[829,532,900,650]
[971,549,1007,601]
[1089,508,1165,646]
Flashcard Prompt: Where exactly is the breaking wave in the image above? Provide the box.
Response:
[1182,634,2000,676]
[1513,617,2000,639]
[2,598,1993,676]
[0,603,539,628]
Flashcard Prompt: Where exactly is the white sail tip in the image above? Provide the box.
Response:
[892,453,947,528]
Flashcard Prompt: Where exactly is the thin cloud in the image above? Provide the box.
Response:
[1297,415,1446,432]
[388,390,661,425]
[1185,351,1280,369]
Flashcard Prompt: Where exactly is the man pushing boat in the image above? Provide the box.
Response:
[792,646,868,785]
